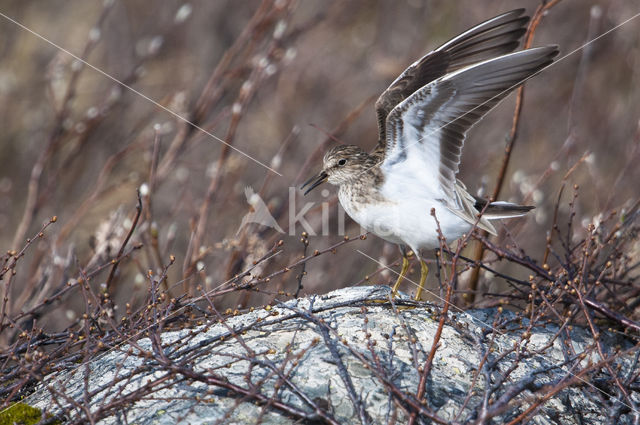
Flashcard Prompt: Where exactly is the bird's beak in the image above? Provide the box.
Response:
[301,171,328,195]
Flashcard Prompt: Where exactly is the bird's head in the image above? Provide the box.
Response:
[301,145,367,195]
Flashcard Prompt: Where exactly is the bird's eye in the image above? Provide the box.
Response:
[337,158,347,166]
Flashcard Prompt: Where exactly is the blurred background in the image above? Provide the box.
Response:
[0,0,639,334]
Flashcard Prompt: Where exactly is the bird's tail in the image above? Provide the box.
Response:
[474,198,534,220]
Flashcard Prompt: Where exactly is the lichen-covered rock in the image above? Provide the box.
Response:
[27,286,638,424]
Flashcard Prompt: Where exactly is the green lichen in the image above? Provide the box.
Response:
[0,402,60,425]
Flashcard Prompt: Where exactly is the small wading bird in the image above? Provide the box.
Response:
[302,9,558,300]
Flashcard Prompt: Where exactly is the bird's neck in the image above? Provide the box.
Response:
[337,156,385,206]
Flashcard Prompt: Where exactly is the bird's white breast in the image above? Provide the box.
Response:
[338,171,472,252]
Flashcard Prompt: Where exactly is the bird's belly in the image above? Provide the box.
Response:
[340,194,472,250]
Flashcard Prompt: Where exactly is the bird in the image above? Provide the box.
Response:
[301,9,558,300]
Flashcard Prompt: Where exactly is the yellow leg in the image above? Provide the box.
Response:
[415,259,429,301]
[391,255,410,296]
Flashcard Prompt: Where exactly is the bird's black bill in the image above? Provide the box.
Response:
[301,172,328,195]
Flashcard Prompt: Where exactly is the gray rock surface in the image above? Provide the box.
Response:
[28,286,639,424]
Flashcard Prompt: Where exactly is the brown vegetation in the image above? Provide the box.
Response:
[0,1,639,422]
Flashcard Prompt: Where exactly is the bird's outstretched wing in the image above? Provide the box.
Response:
[374,9,529,148]
[381,46,558,207]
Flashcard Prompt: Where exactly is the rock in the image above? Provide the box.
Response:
[27,286,638,424]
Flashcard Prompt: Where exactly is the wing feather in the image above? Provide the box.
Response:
[374,9,529,147]
[381,46,559,209]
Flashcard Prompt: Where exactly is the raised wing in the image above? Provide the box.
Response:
[381,46,558,207]
[374,9,529,148]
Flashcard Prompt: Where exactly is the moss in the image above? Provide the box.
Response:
[0,402,60,425]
